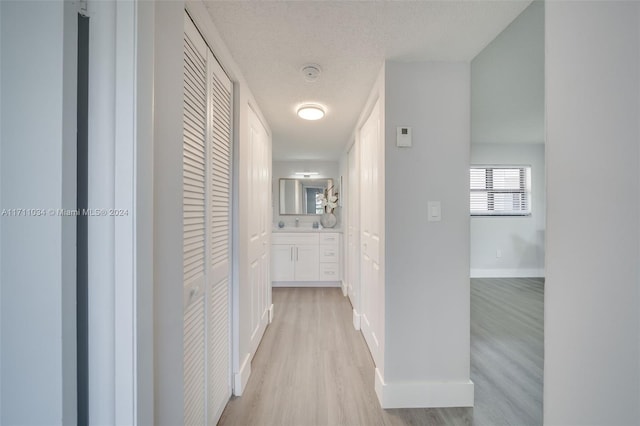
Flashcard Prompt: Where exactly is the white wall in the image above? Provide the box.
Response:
[382,61,473,407]
[134,2,156,423]
[0,1,77,424]
[470,143,545,277]
[470,0,545,278]
[471,0,544,145]
[272,160,340,228]
[153,1,185,424]
[545,2,640,425]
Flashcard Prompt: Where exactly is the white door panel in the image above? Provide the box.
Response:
[271,245,294,281]
[359,100,383,368]
[347,143,360,307]
[294,245,320,281]
[247,107,271,357]
[183,13,233,425]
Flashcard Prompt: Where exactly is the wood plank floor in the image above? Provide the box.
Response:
[471,277,544,426]
[219,279,543,426]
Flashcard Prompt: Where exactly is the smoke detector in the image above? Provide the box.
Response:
[301,64,322,82]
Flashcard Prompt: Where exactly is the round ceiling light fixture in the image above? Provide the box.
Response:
[297,104,325,121]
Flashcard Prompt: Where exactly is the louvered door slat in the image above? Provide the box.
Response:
[207,47,232,425]
[183,21,206,291]
[183,296,205,426]
[183,16,207,426]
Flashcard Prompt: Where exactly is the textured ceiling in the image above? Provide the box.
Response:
[205,1,532,161]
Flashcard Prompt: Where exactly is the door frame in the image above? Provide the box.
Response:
[86,0,154,424]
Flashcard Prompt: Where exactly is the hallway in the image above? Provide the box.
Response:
[219,287,471,425]
[219,279,544,426]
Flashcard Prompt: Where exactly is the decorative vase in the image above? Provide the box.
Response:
[320,212,337,228]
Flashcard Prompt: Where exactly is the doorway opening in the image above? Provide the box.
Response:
[469,1,545,424]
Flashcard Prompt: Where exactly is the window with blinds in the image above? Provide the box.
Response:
[470,166,531,216]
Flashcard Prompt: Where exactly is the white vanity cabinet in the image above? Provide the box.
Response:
[319,233,340,281]
[271,232,342,285]
[271,233,319,281]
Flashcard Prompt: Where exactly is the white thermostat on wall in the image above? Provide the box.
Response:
[396,126,412,147]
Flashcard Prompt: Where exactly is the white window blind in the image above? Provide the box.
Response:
[470,166,531,216]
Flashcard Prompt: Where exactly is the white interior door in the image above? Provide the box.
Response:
[359,100,383,367]
[205,41,233,426]
[183,13,233,426]
[347,142,360,321]
[183,18,207,425]
[247,106,271,357]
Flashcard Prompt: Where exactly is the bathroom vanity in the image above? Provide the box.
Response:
[271,229,342,287]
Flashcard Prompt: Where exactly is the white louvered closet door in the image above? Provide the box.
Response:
[183,15,207,426]
[206,45,233,425]
[183,12,233,426]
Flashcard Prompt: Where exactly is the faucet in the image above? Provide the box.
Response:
[295,217,299,227]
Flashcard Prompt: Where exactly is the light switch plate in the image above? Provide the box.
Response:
[428,201,441,222]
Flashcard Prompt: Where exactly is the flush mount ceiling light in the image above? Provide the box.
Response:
[297,104,325,121]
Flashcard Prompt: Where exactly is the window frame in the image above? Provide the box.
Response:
[470,165,532,217]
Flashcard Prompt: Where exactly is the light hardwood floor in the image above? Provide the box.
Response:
[470,277,544,426]
[219,279,543,426]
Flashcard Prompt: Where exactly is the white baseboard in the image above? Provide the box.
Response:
[352,308,361,330]
[374,368,385,403]
[233,353,251,396]
[374,368,474,408]
[470,268,545,278]
[268,303,274,323]
[341,280,348,296]
[272,281,341,288]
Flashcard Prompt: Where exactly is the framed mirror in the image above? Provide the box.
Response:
[279,178,333,215]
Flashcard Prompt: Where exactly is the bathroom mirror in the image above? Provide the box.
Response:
[279,178,333,215]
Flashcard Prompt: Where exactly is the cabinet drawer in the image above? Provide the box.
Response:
[319,246,338,263]
[319,233,339,245]
[272,233,319,246]
[319,263,340,280]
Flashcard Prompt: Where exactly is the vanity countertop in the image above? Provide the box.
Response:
[272,227,342,233]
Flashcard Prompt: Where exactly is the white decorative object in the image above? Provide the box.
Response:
[318,185,338,228]
[320,212,337,228]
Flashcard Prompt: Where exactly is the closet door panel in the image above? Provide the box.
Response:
[183,16,207,425]
[183,22,207,297]
[247,107,270,357]
[347,144,360,309]
[183,13,233,426]
[183,295,206,426]
[206,49,233,425]
[359,100,382,367]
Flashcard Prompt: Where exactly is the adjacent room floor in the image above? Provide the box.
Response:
[219,278,543,426]
[471,277,544,426]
